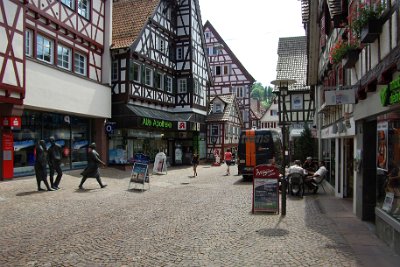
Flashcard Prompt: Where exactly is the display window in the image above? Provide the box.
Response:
[108,130,168,164]
[13,110,90,177]
[377,112,400,221]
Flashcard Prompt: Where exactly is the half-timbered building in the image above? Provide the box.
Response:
[250,98,265,129]
[0,0,112,179]
[260,97,280,133]
[110,0,211,166]
[206,95,242,162]
[273,36,314,167]
[203,21,255,130]
[303,0,400,253]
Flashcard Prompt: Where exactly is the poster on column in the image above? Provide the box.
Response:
[377,121,388,170]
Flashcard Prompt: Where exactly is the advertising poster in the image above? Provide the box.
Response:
[130,162,148,183]
[253,178,279,211]
[252,164,280,213]
[377,121,388,170]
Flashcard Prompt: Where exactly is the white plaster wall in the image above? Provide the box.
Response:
[24,60,111,118]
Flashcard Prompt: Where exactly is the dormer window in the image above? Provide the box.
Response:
[215,103,222,113]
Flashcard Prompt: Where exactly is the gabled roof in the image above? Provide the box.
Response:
[275,36,309,92]
[206,94,242,124]
[203,20,255,84]
[112,0,159,49]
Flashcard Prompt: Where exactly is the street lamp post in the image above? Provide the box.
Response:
[271,79,296,216]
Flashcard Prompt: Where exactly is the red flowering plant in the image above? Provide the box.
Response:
[349,0,385,38]
[329,35,360,65]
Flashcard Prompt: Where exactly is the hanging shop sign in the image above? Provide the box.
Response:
[178,121,187,130]
[325,89,356,105]
[380,76,400,106]
[105,122,116,134]
[142,117,173,129]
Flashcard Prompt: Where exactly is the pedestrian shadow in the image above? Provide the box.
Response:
[74,188,96,193]
[16,191,47,197]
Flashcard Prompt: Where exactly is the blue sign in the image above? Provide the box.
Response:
[105,122,116,134]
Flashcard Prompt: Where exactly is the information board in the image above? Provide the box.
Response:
[252,164,280,213]
[129,162,149,190]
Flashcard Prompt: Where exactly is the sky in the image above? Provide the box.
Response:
[199,0,306,87]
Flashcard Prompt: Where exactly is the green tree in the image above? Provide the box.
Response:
[250,82,265,100]
[293,125,316,163]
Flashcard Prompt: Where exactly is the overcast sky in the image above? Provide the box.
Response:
[199,0,306,87]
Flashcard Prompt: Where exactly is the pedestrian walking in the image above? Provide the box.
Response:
[34,140,53,191]
[224,149,233,175]
[78,143,107,189]
[47,136,63,190]
[192,152,199,176]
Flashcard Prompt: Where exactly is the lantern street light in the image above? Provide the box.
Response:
[271,79,296,216]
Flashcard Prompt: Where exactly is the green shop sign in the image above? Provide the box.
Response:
[380,76,400,106]
[142,117,173,129]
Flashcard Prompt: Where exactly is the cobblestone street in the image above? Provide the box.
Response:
[0,164,398,266]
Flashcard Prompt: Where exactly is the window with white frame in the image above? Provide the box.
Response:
[205,32,210,39]
[158,38,165,53]
[74,52,87,75]
[178,78,187,93]
[194,79,199,94]
[78,0,90,20]
[166,76,173,93]
[207,46,214,56]
[61,0,74,8]
[130,61,140,82]
[25,29,33,57]
[215,103,222,113]
[155,72,164,90]
[36,34,53,63]
[236,86,244,98]
[57,44,71,70]
[112,60,118,81]
[144,67,153,86]
[176,47,183,60]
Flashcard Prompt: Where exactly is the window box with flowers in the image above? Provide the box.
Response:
[350,1,385,44]
[329,39,360,68]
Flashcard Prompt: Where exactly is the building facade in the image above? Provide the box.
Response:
[203,21,255,130]
[0,0,112,179]
[206,95,243,162]
[303,0,400,253]
[110,0,211,166]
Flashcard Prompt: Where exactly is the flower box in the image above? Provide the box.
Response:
[360,19,382,43]
[341,49,359,69]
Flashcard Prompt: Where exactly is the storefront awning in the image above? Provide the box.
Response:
[126,105,173,121]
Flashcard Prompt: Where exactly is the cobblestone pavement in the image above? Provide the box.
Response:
[0,164,397,266]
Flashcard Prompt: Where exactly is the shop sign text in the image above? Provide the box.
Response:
[380,76,400,106]
[142,118,172,129]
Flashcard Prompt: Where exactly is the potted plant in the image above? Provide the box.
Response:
[350,1,385,43]
[329,39,360,68]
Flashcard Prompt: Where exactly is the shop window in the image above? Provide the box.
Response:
[377,116,400,221]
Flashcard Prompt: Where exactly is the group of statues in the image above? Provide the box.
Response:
[35,138,107,191]
[34,137,63,191]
